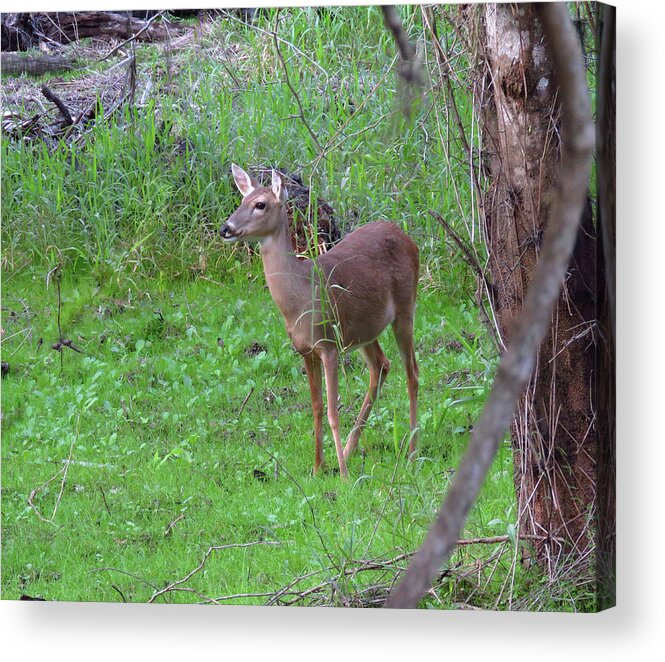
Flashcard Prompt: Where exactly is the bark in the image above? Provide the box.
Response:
[477,4,599,568]
[1,13,37,51]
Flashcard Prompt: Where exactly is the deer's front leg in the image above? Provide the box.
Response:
[320,348,349,479]
[303,354,325,474]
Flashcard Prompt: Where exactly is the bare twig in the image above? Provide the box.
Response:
[98,11,166,62]
[110,585,127,602]
[204,590,280,604]
[164,513,185,537]
[99,485,112,516]
[428,210,493,295]
[217,9,329,82]
[248,437,339,571]
[272,10,322,152]
[386,3,594,608]
[237,386,254,420]
[148,540,282,603]
[90,567,162,592]
[28,416,79,523]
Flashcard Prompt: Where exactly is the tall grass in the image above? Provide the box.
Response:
[2,7,475,288]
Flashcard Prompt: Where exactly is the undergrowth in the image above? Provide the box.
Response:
[1,6,594,611]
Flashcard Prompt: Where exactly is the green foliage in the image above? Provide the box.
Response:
[2,267,516,607]
[1,6,474,284]
[1,7,594,611]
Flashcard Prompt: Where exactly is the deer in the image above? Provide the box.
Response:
[221,164,419,479]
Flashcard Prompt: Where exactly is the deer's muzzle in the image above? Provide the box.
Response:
[220,222,240,241]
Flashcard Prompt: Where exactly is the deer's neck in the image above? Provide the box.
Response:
[260,219,313,327]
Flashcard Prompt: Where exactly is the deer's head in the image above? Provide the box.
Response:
[221,164,288,244]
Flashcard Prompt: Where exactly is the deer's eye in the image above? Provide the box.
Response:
[254,201,266,211]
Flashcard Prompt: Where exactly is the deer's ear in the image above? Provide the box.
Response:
[271,169,288,202]
[231,164,256,198]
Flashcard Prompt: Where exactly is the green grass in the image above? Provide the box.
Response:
[1,7,589,610]
[1,259,524,606]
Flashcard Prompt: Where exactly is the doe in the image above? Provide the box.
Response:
[221,165,419,478]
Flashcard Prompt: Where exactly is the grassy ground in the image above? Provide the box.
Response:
[1,7,586,609]
[2,261,518,606]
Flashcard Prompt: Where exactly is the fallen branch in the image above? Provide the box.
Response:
[265,533,558,607]
[385,3,594,609]
[237,386,254,419]
[1,52,73,76]
[30,11,172,46]
[41,85,74,125]
[148,540,282,603]
[99,10,166,62]
[27,418,79,523]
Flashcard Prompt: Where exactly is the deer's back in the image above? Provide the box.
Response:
[313,221,419,348]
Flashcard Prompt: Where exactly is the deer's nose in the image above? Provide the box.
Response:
[220,222,236,240]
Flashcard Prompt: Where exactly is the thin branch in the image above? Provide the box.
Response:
[98,11,165,62]
[248,436,339,571]
[148,540,281,603]
[386,3,594,609]
[381,5,424,119]
[90,567,162,592]
[27,417,79,523]
[217,9,329,82]
[428,210,494,296]
[237,386,254,420]
[380,6,423,85]
[307,54,399,174]
[272,11,322,152]
[163,513,185,537]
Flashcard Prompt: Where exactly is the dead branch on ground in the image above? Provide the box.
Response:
[1,52,74,75]
[27,417,79,523]
[148,540,282,603]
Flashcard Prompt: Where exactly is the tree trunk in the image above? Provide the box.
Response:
[476,4,600,572]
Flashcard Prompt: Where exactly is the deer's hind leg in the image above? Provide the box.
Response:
[392,315,419,455]
[343,340,390,460]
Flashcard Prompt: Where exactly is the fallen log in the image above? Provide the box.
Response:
[1,52,74,76]
[1,12,172,50]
